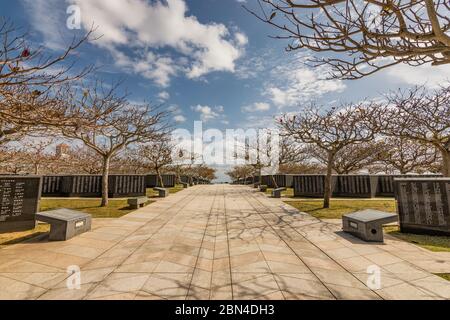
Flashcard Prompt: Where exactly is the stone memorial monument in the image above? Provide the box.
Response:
[0,176,42,233]
[394,178,450,236]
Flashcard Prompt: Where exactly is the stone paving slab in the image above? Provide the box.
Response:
[0,185,449,300]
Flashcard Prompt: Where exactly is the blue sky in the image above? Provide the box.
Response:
[2,0,449,181]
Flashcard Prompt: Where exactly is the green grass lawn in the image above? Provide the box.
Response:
[436,274,450,281]
[1,186,187,246]
[266,188,295,197]
[286,199,450,253]
[146,185,186,198]
[0,224,50,247]
[286,199,396,220]
[40,198,142,219]
[384,226,450,253]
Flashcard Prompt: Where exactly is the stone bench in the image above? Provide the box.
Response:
[154,187,169,198]
[181,182,189,189]
[128,197,149,209]
[253,182,260,189]
[36,209,92,241]
[272,187,287,198]
[259,185,268,192]
[342,209,398,242]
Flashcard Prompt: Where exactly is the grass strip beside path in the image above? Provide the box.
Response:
[286,199,450,253]
[286,199,396,220]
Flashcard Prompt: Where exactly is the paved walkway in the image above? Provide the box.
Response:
[1,185,450,300]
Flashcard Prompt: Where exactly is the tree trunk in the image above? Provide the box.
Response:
[176,169,181,185]
[156,168,164,188]
[271,175,278,189]
[34,163,39,175]
[441,149,450,177]
[323,151,334,209]
[101,156,110,207]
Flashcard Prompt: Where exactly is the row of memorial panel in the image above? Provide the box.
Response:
[1,175,449,236]
[236,174,441,198]
[42,174,211,198]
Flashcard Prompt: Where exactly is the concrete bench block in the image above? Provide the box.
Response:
[272,187,287,198]
[259,185,268,192]
[343,209,398,242]
[36,209,91,241]
[128,197,149,209]
[154,187,169,198]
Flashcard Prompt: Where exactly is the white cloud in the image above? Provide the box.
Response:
[158,91,170,101]
[235,32,248,46]
[386,63,450,89]
[21,0,69,50]
[174,115,187,123]
[241,102,271,113]
[191,104,226,122]
[168,104,186,123]
[265,55,346,108]
[71,0,247,86]
[111,48,179,88]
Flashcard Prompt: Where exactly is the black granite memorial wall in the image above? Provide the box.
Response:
[293,175,337,197]
[376,175,442,197]
[333,175,379,198]
[61,175,102,197]
[47,175,146,198]
[109,175,146,198]
[145,174,176,188]
[0,176,42,233]
[394,178,450,236]
[260,175,294,188]
[42,175,63,196]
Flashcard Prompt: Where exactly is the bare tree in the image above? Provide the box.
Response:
[0,18,93,146]
[139,137,173,188]
[279,103,378,208]
[279,135,309,165]
[278,161,325,174]
[377,84,450,176]
[0,146,28,174]
[376,135,440,174]
[60,146,105,175]
[58,83,169,206]
[226,165,255,183]
[17,139,55,174]
[243,129,280,187]
[112,148,147,174]
[194,164,217,182]
[308,141,383,174]
[245,0,450,79]
[0,18,93,88]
